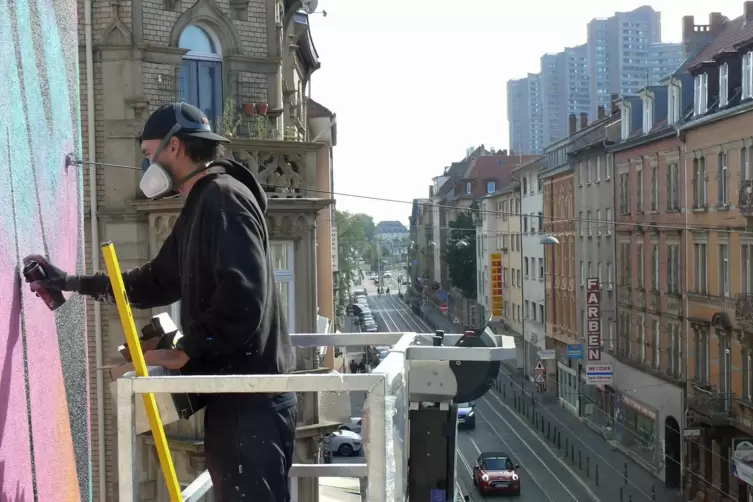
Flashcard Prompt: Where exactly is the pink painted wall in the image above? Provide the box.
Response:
[0,0,90,500]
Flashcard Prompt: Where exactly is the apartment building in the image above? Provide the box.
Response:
[611,79,691,485]
[426,148,536,311]
[508,74,545,155]
[677,6,753,500]
[541,135,576,400]
[477,183,524,367]
[514,156,547,375]
[510,6,683,154]
[568,106,621,427]
[77,1,336,498]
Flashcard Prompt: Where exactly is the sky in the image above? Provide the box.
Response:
[308,0,746,227]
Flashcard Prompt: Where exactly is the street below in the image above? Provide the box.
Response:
[362,287,596,502]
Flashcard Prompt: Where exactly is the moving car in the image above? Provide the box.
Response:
[457,402,476,429]
[472,452,521,495]
[323,430,363,456]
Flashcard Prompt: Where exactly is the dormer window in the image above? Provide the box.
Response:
[743,52,753,99]
[465,181,472,194]
[620,102,631,140]
[642,95,653,133]
[694,73,708,116]
[719,63,729,107]
[487,181,496,193]
[667,82,681,125]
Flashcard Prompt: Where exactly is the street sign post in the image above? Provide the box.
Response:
[567,344,583,359]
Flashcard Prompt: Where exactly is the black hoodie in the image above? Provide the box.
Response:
[79,160,295,402]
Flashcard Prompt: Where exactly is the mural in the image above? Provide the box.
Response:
[0,0,89,500]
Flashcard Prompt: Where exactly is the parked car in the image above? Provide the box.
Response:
[323,430,363,456]
[457,402,476,429]
[365,324,378,332]
[338,417,362,434]
[472,452,521,495]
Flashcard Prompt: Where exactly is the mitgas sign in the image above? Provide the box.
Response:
[586,277,601,361]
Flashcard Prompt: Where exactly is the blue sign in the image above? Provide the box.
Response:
[567,344,583,359]
[430,489,446,502]
[438,290,447,302]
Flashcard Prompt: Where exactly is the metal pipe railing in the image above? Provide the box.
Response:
[117,331,420,501]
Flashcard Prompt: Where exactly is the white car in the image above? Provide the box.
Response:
[324,430,363,456]
[365,325,378,332]
[338,417,363,434]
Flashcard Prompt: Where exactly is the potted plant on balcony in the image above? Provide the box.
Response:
[256,102,269,116]
[252,115,267,139]
[220,98,243,138]
[284,126,299,141]
[242,102,256,115]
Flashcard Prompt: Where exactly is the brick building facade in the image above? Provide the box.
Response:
[77,0,337,499]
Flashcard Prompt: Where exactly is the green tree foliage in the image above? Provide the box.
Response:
[335,211,376,311]
[444,208,477,299]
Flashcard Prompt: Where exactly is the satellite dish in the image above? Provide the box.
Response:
[300,0,318,14]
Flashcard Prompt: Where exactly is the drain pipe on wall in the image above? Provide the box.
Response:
[84,1,106,501]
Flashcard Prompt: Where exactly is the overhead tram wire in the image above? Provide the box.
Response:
[72,157,753,238]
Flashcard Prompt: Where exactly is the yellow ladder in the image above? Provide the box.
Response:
[102,241,183,502]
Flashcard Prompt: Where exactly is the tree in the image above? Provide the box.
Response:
[444,208,477,299]
[334,211,377,310]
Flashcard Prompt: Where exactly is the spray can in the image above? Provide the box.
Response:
[22,260,66,311]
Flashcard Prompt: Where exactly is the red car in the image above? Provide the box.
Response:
[472,452,521,496]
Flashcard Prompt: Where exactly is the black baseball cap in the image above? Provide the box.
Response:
[140,102,230,143]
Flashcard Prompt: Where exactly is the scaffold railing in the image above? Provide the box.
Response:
[117,331,419,502]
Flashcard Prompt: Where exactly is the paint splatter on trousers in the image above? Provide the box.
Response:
[205,397,296,501]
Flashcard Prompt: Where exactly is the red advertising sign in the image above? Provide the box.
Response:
[440,303,448,313]
[586,278,601,361]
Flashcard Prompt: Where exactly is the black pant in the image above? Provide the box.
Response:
[204,397,297,501]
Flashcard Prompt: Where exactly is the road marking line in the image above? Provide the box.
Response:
[480,395,602,502]
[474,408,558,502]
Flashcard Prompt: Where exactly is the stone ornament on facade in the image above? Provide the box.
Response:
[231,148,307,194]
[266,213,315,238]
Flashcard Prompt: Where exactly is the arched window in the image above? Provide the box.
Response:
[179,24,222,126]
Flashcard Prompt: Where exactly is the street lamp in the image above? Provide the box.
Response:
[540,235,560,245]
[521,233,560,379]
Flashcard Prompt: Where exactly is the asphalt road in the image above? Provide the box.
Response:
[361,289,598,502]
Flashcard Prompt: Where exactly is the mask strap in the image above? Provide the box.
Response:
[149,123,182,164]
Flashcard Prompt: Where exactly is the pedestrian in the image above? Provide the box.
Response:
[24,102,296,502]
[350,359,358,374]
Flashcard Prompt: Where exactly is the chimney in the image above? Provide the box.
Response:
[746,2,753,26]
[682,15,696,45]
[611,93,620,113]
[568,114,577,135]
[597,105,606,119]
[710,12,724,36]
[579,112,588,130]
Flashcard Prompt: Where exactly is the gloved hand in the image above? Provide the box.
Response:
[22,254,76,293]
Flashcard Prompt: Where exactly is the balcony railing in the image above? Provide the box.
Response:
[737,293,753,326]
[740,180,753,213]
[116,331,515,501]
[688,383,733,423]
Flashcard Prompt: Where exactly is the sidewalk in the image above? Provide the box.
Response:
[493,363,681,502]
[419,302,461,334]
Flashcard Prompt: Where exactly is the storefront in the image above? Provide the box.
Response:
[557,359,580,415]
[615,394,658,466]
[733,438,753,502]
[580,377,614,433]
